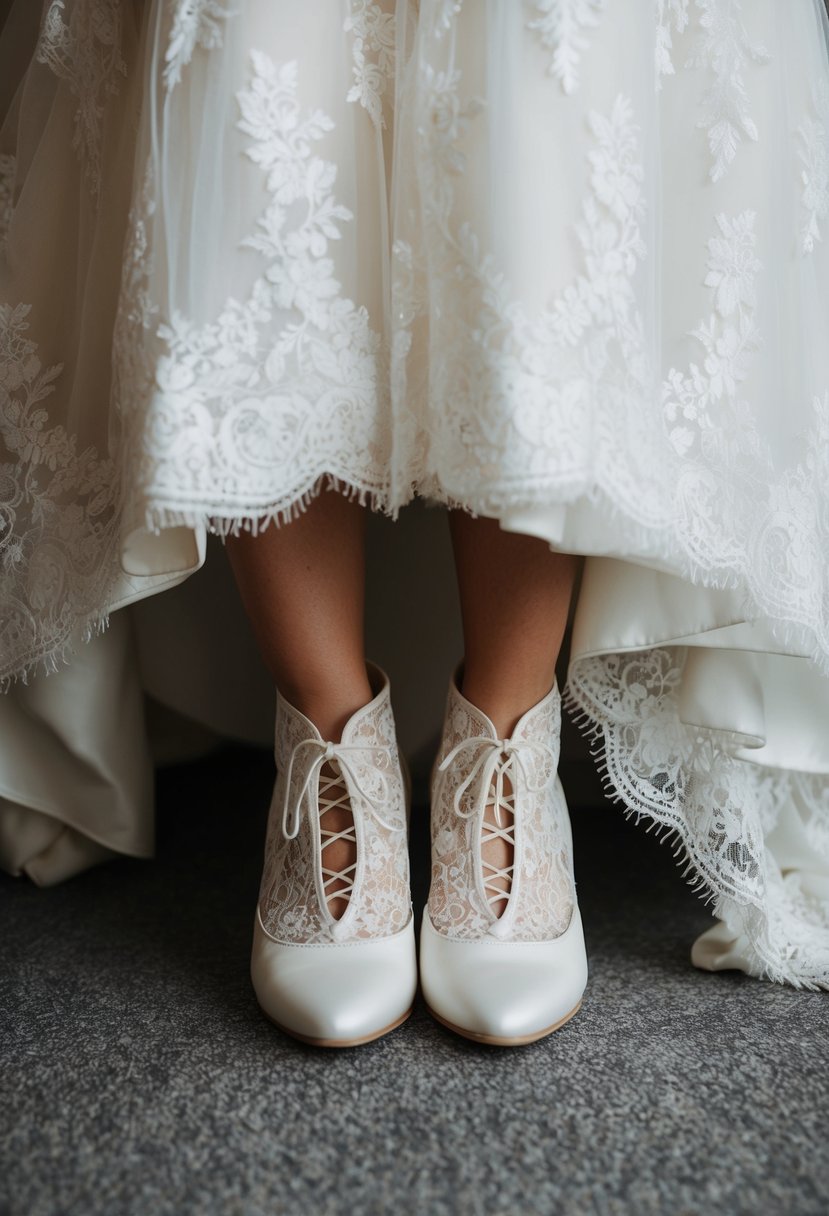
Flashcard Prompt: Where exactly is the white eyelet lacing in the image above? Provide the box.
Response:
[438,735,559,916]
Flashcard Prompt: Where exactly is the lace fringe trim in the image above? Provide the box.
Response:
[563,686,829,992]
[0,473,398,691]
[140,472,400,539]
[1,609,113,695]
[4,469,829,694]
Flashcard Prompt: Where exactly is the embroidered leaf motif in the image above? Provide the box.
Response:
[686,0,770,183]
[344,1,396,129]
[164,0,235,91]
[35,0,126,202]
[655,0,690,85]
[115,50,388,533]
[798,82,829,256]
[525,0,606,95]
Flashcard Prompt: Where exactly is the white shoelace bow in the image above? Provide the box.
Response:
[281,738,399,841]
[438,735,557,913]
[438,735,556,826]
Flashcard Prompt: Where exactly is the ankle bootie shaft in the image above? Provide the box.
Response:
[251,664,417,1047]
[420,673,588,1045]
[251,666,587,1048]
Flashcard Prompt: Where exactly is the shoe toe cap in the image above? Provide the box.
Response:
[419,909,588,1044]
[252,916,417,1046]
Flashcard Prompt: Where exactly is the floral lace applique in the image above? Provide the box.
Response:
[433,1,464,38]
[344,1,396,130]
[34,0,126,202]
[117,51,388,534]
[686,0,769,183]
[423,66,485,175]
[164,0,235,92]
[660,211,828,658]
[112,159,158,425]
[655,0,689,86]
[797,82,829,256]
[0,155,14,255]
[525,0,606,95]
[663,210,762,461]
[0,303,118,684]
[393,87,650,520]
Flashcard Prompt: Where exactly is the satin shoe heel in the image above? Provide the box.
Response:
[419,673,588,1046]
[251,664,416,1047]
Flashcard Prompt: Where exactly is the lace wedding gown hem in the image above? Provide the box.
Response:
[1,0,828,986]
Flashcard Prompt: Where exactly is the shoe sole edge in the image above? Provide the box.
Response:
[260,1004,413,1049]
[424,999,582,1047]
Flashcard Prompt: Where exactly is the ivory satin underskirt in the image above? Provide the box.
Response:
[1,1,828,988]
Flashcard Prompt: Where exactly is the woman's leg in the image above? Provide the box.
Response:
[225,490,372,739]
[449,512,578,735]
[225,489,371,917]
[449,510,579,913]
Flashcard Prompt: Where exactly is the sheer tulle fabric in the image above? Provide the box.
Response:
[1,0,828,987]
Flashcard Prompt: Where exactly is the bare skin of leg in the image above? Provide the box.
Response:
[449,511,579,917]
[225,489,371,919]
[226,494,576,923]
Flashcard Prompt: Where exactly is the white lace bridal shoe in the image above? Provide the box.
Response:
[419,674,588,1046]
[250,665,416,1047]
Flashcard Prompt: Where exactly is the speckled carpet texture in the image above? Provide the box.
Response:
[1,744,827,1216]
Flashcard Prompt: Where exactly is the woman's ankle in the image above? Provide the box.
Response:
[278,667,374,741]
[460,669,556,739]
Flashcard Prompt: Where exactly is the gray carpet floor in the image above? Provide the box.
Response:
[1,745,827,1216]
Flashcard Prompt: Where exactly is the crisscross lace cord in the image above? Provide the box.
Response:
[317,764,359,910]
[282,738,399,840]
[281,738,400,914]
[438,735,557,914]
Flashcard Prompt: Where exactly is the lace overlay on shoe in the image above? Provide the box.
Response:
[259,685,411,945]
[429,682,574,943]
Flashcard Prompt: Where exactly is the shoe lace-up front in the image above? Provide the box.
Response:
[259,676,411,947]
[429,678,574,942]
[438,734,558,917]
[282,738,399,918]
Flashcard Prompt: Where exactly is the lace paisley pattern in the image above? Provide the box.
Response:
[259,680,410,946]
[428,679,574,942]
[34,0,126,201]
[567,650,829,989]
[117,50,389,534]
